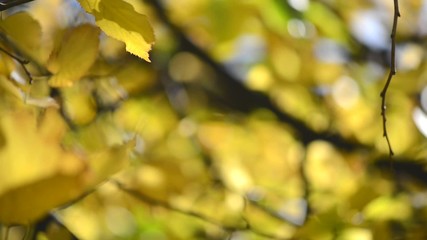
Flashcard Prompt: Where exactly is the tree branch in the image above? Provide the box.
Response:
[380,0,400,157]
[144,0,369,152]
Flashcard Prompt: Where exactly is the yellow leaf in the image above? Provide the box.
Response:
[363,194,412,221]
[0,12,42,61]
[77,0,155,61]
[88,138,135,185]
[62,85,97,126]
[0,109,87,224]
[47,24,100,87]
[0,173,86,225]
[78,0,97,13]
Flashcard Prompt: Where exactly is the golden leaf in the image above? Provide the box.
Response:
[0,109,87,224]
[0,12,42,61]
[77,0,155,61]
[88,138,135,185]
[47,24,100,87]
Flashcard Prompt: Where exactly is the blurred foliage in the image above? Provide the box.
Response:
[1,0,427,239]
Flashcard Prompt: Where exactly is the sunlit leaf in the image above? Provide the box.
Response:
[338,228,373,240]
[0,109,87,224]
[77,0,155,61]
[363,194,412,221]
[47,24,100,87]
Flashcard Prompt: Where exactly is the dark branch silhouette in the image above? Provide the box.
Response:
[0,0,34,11]
[143,0,370,152]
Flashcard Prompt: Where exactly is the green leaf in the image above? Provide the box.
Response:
[47,24,100,87]
[78,0,155,61]
[304,2,350,46]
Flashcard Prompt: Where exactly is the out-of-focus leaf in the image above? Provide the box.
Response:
[304,2,350,46]
[47,24,100,87]
[337,228,373,240]
[348,182,379,210]
[61,83,97,126]
[0,173,85,225]
[116,63,156,95]
[0,12,42,61]
[0,109,87,224]
[77,0,155,61]
[114,98,177,145]
[0,75,22,102]
[255,0,292,36]
[305,141,357,195]
[243,200,297,239]
[294,208,345,239]
[88,138,135,185]
[363,194,412,221]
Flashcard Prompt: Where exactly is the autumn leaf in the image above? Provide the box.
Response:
[61,84,97,126]
[0,108,88,225]
[47,24,100,87]
[88,137,135,185]
[0,106,136,225]
[0,12,42,61]
[77,0,155,61]
[0,173,86,225]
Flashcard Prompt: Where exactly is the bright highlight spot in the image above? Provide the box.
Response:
[332,76,360,108]
[288,0,309,11]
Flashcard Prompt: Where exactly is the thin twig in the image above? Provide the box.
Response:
[0,46,33,84]
[0,32,51,81]
[380,0,400,157]
[0,45,28,64]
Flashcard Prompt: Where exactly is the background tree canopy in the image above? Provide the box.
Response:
[1,0,427,239]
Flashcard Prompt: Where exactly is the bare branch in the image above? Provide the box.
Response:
[380,0,400,157]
